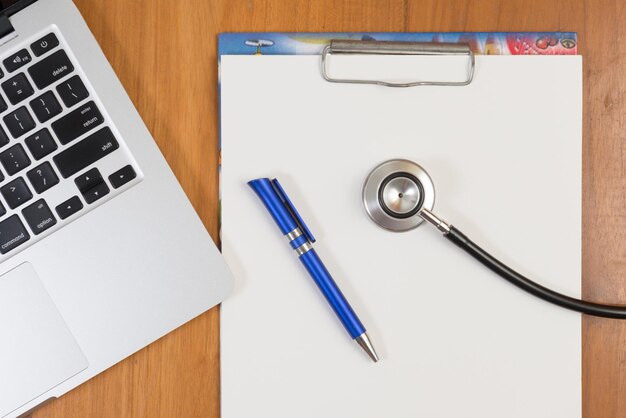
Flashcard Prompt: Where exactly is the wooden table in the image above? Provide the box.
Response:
[30,0,626,416]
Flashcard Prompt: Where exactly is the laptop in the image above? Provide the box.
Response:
[0,0,234,416]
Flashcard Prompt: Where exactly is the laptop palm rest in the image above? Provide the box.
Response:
[0,263,88,417]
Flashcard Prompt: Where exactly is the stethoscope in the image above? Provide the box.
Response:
[362,159,626,319]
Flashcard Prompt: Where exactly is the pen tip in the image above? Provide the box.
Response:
[355,333,380,363]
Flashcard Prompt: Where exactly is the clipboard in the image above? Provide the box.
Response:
[219,32,581,418]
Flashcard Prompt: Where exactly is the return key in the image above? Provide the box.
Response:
[51,101,104,145]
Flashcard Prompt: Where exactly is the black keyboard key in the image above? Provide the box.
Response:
[0,143,30,176]
[27,50,74,90]
[109,165,136,189]
[2,73,34,105]
[4,49,32,73]
[53,127,119,178]
[74,167,102,193]
[0,93,7,114]
[0,200,5,217]
[4,107,35,138]
[30,91,62,123]
[22,199,56,235]
[74,167,110,204]
[51,101,103,145]
[82,181,109,204]
[55,196,83,220]
[24,129,57,160]
[0,125,9,148]
[56,75,88,108]
[0,215,29,254]
[1,177,33,209]
[27,162,59,194]
[31,33,59,57]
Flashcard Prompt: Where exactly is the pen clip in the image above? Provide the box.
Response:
[271,179,316,243]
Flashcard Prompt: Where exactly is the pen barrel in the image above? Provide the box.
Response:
[299,249,366,339]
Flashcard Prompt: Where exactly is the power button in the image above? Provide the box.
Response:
[30,33,59,57]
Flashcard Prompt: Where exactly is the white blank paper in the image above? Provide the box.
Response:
[221,54,582,418]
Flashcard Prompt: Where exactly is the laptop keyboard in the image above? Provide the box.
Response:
[0,29,141,259]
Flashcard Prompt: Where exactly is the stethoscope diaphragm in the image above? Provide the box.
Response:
[362,159,435,232]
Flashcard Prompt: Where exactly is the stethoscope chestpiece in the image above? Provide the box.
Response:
[362,159,435,232]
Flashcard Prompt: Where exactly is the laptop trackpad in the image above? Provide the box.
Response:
[0,263,88,417]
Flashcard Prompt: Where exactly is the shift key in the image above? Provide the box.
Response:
[53,127,119,178]
[51,101,104,145]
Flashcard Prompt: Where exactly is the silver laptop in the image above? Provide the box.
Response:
[0,0,234,416]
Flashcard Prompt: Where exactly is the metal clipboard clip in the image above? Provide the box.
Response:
[321,40,475,88]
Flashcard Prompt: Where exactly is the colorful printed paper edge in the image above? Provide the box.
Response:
[218,32,578,56]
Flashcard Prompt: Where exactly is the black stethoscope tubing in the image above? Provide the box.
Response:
[434,211,626,319]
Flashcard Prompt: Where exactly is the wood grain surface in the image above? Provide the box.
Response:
[29,0,626,417]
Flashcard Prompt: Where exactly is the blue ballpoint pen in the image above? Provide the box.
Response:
[248,178,379,362]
